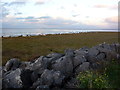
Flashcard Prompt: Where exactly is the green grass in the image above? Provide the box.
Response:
[77,60,120,88]
[2,32,119,65]
[105,60,120,88]
[77,71,110,88]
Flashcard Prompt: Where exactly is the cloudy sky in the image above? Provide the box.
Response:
[1,0,119,29]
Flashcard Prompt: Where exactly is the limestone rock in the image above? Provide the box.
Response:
[41,69,65,86]
[3,68,23,88]
[64,49,75,57]
[46,53,63,61]
[75,62,90,74]
[19,61,31,69]
[96,53,106,60]
[5,58,21,71]
[52,56,73,77]
[31,78,42,88]
[73,55,87,68]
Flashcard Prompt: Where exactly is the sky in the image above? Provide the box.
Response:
[0,0,119,29]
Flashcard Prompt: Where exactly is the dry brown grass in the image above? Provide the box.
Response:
[2,32,119,65]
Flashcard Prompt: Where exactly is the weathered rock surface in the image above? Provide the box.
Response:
[75,62,90,74]
[2,43,120,89]
[73,55,87,68]
[19,61,31,69]
[5,58,21,71]
[52,56,73,77]
[46,53,64,61]
[65,49,75,57]
[3,68,23,88]
[41,69,65,86]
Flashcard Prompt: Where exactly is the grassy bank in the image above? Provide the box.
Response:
[2,32,119,65]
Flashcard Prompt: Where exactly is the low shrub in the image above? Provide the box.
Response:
[77,71,110,88]
[77,60,120,88]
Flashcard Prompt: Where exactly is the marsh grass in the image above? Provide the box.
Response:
[2,32,119,65]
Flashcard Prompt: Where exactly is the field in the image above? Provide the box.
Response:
[2,32,119,65]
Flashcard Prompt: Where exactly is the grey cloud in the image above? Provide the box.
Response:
[1,2,9,6]
[104,17,118,29]
[105,17,117,24]
[43,18,76,25]
[1,1,25,18]
[74,4,77,7]
[60,6,65,9]
[3,17,101,29]
[26,19,39,22]
[14,12,22,15]
[2,12,9,17]
[105,19,116,24]
[72,14,80,17]
[26,16,34,19]
[8,2,26,6]
[35,2,45,5]
[16,17,25,19]
[1,7,9,18]
[34,0,53,5]
[86,16,89,18]
[110,6,117,10]
[16,16,35,20]
[1,2,26,6]
[38,16,51,19]
[16,16,51,20]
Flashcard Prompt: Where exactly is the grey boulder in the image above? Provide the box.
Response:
[26,56,49,75]
[87,47,100,62]
[64,49,75,57]
[5,58,21,71]
[31,78,42,88]
[52,56,73,77]
[41,69,65,86]
[19,61,31,69]
[74,47,89,56]
[88,47,99,57]
[75,62,90,74]
[73,55,87,68]
[3,68,23,88]
[96,52,106,60]
[46,53,63,61]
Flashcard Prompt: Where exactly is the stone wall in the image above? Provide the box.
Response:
[1,43,120,89]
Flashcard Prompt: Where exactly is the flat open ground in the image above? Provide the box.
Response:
[2,32,120,65]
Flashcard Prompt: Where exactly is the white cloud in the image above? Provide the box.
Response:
[1,0,118,30]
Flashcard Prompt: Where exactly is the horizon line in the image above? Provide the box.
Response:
[0,28,118,30]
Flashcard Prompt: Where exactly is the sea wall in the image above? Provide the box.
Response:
[1,43,120,89]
